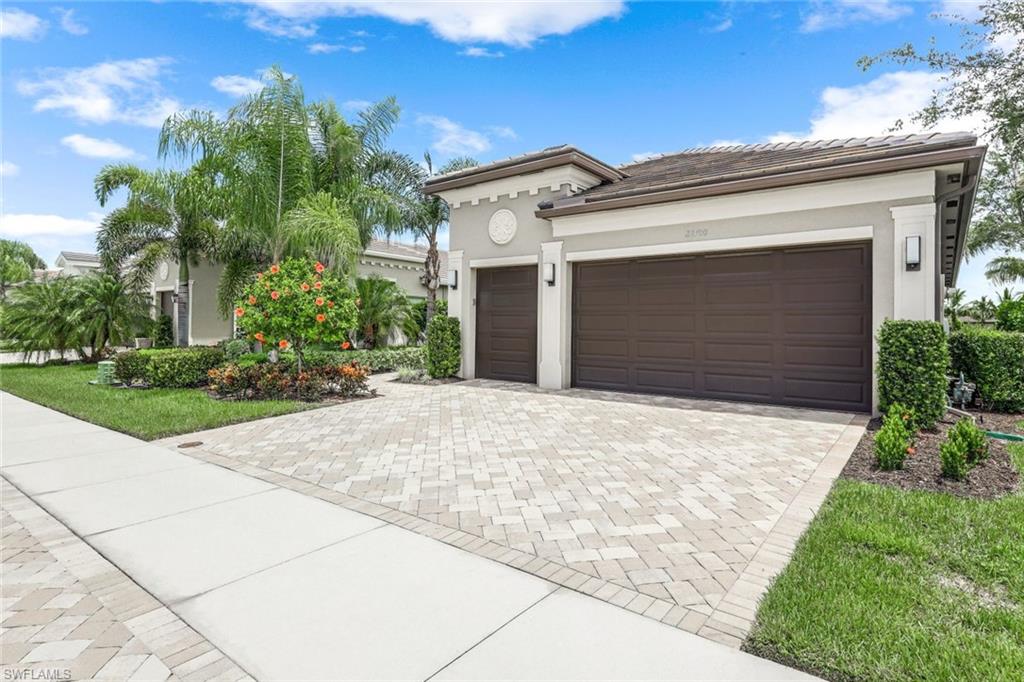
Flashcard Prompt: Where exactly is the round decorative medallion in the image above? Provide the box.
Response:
[159,262,170,280]
[488,208,518,245]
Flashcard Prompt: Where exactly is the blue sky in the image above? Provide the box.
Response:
[0,1,1007,301]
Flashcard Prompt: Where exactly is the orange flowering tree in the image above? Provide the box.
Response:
[235,258,357,370]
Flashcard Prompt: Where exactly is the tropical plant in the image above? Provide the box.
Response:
[95,164,223,345]
[2,277,83,360]
[944,287,968,329]
[401,153,478,324]
[159,67,409,312]
[354,275,411,349]
[995,297,1024,332]
[964,146,1024,286]
[966,295,997,323]
[234,258,358,371]
[0,239,45,300]
[72,274,150,360]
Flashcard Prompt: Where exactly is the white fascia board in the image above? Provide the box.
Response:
[441,166,604,209]
[565,226,874,262]
[468,254,539,268]
[551,169,935,237]
[363,249,425,265]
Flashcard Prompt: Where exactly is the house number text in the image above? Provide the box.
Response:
[684,228,708,239]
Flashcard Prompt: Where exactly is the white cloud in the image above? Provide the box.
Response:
[61,134,137,159]
[770,70,986,141]
[487,125,517,140]
[1,8,47,40]
[800,0,912,33]
[0,212,102,238]
[709,18,733,33]
[211,74,263,98]
[17,57,181,128]
[342,99,372,112]
[243,1,625,47]
[416,115,491,155]
[54,7,87,35]
[0,161,19,177]
[307,42,365,54]
[460,46,505,58]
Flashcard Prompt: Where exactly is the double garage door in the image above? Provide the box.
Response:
[477,242,872,412]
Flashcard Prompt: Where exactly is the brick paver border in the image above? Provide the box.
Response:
[1,478,253,681]
[179,414,866,647]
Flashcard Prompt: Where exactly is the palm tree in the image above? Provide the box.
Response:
[95,164,223,346]
[71,273,150,360]
[0,239,46,301]
[2,276,83,361]
[996,287,1022,305]
[159,67,406,312]
[944,287,968,329]
[394,153,478,324]
[354,276,411,349]
[965,146,1024,285]
[968,295,997,324]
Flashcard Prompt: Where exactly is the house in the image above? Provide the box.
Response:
[425,133,986,414]
[149,239,447,346]
[54,251,102,277]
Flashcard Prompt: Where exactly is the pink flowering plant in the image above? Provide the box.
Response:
[235,257,357,370]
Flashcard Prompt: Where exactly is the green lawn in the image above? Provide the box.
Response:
[746,473,1024,681]
[0,363,315,440]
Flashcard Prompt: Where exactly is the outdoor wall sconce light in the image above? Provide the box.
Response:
[543,262,556,286]
[905,235,921,271]
[448,269,458,290]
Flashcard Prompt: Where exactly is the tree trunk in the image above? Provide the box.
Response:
[176,259,190,347]
[424,238,440,325]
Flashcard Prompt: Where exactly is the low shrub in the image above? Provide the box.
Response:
[426,315,460,379]
[395,366,431,384]
[302,346,424,372]
[876,320,948,429]
[223,339,251,360]
[235,352,270,368]
[940,433,970,480]
[950,418,989,465]
[948,327,1024,412]
[875,402,915,471]
[145,347,226,388]
[113,350,149,386]
[153,314,174,348]
[206,361,371,401]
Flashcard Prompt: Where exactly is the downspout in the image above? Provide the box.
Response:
[934,166,978,320]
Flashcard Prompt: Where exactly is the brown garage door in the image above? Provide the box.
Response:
[572,243,872,411]
[476,265,538,383]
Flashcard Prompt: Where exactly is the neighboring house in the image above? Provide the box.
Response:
[149,240,446,346]
[425,133,986,414]
[54,251,102,277]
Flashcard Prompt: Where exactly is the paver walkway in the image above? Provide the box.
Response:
[162,376,865,644]
[1,391,817,680]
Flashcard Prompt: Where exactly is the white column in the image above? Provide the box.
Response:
[890,203,937,321]
[446,250,469,378]
[538,241,566,389]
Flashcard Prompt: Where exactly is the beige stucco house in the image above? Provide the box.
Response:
[149,239,447,346]
[425,133,985,414]
[54,251,102,277]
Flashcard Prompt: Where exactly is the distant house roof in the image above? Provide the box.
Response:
[57,251,101,264]
[362,239,449,284]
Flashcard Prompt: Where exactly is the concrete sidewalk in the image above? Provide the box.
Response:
[2,391,816,681]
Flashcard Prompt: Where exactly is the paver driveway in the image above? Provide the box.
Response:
[163,377,864,643]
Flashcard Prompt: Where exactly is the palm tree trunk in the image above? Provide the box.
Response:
[176,259,190,347]
[425,237,440,323]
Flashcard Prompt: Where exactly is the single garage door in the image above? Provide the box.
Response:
[476,265,538,383]
[572,242,872,412]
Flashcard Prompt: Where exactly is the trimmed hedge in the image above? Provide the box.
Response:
[995,299,1024,333]
[113,347,226,388]
[877,319,948,429]
[302,346,425,372]
[426,315,460,378]
[949,327,1024,412]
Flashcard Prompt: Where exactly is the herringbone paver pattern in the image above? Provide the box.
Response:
[0,479,252,682]
[161,378,856,624]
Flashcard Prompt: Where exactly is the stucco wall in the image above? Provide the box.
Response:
[357,257,441,299]
[152,259,232,345]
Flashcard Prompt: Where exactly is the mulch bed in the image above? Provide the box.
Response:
[842,410,1023,499]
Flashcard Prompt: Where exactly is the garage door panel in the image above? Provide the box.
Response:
[636,368,695,392]
[706,342,773,365]
[635,340,695,361]
[572,242,871,411]
[476,266,537,383]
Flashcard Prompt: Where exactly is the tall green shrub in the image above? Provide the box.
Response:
[426,315,460,378]
[948,327,1024,412]
[994,299,1024,333]
[876,320,949,429]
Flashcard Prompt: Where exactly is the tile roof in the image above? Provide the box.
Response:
[58,251,101,263]
[576,132,980,203]
[363,239,448,277]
